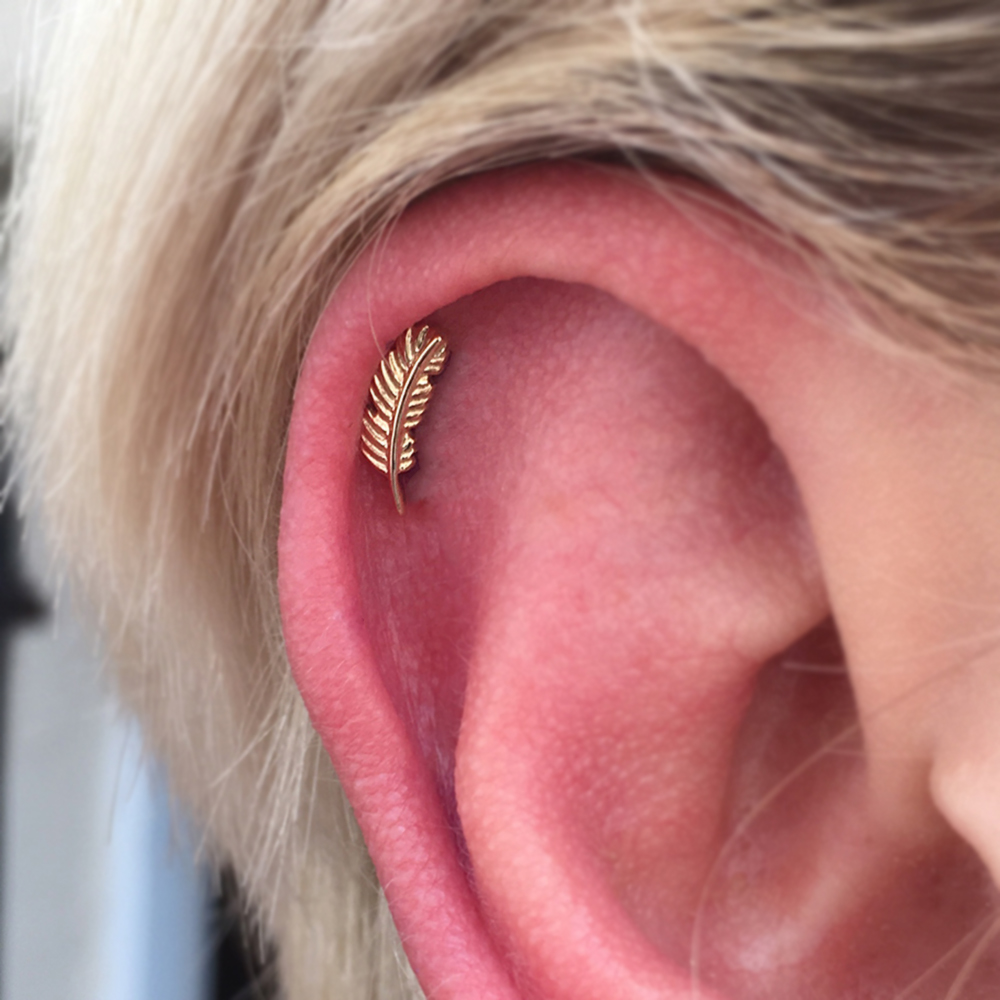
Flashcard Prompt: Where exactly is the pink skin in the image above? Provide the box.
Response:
[279,164,1000,998]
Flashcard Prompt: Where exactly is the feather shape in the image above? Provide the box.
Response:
[360,325,450,514]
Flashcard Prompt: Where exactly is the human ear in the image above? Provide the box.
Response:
[278,163,1000,1000]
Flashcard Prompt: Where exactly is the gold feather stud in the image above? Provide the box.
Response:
[360,325,450,514]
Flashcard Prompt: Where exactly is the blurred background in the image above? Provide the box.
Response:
[0,3,272,998]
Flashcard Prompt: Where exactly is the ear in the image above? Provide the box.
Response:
[278,163,1000,1000]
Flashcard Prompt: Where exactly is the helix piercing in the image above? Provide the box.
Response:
[360,325,450,514]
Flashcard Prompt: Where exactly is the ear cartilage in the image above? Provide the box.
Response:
[360,325,450,515]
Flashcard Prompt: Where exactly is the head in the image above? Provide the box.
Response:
[7,2,1000,998]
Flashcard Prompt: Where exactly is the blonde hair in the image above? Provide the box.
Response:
[5,1,1000,997]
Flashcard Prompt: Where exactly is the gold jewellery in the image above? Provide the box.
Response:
[361,325,450,514]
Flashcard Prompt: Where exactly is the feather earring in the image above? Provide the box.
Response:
[360,325,450,514]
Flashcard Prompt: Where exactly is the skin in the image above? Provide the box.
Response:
[279,163,1000,999]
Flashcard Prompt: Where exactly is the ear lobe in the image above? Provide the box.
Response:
[279,164,1000,999]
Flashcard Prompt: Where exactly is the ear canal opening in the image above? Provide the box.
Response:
[776,616,846,674]
[692,614,1000,1000]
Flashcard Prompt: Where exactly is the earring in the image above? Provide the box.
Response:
[360,325,450,514]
